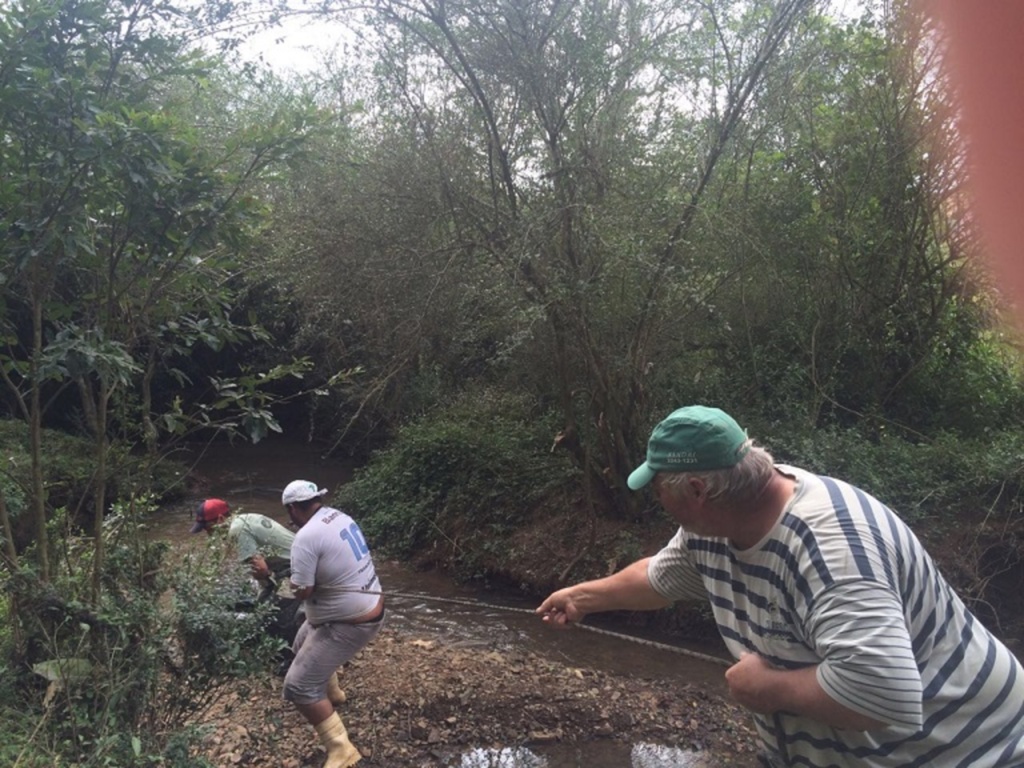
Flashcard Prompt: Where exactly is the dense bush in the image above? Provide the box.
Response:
[0,419,189,553]
[341,388,578,572]
[0,496,282,767]
[762,425,1024,524]
[0,420,101,529]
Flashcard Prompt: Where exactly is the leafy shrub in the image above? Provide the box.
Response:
[340,387,576,569]
[0,496,280,767]
[170,561,282,682]
[763,425,1024,523]
[0,420,97,524]
[0,419,190,554]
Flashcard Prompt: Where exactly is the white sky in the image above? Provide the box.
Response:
[234,0,868,77]
[235,14,354,75]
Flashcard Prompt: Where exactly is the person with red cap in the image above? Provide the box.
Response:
[190,498,295,585]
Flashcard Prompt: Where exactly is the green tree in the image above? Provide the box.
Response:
[268,0,816,515]
[0,0,314,592]
[694,3,1009,434]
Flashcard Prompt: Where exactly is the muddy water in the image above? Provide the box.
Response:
[152,438,740,768]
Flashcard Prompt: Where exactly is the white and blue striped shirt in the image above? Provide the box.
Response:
[648,465,1024,767]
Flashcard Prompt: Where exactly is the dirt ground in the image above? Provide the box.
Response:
[194,625,761,768]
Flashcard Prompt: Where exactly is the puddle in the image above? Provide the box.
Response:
[455,746,548,767]
[449,744,725,768]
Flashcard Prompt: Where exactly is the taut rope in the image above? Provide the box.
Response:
[312,585,732,668]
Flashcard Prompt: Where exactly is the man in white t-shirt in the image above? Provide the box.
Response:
[538,405,1024,767]
[282,479,384,768]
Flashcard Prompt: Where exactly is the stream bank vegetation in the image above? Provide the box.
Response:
[2,0,1024,764]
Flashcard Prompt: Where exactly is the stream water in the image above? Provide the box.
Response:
[150,438,740,768]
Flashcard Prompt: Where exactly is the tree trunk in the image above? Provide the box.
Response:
[29,291,50,583]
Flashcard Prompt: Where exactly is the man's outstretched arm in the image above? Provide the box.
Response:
[536,558,672,627]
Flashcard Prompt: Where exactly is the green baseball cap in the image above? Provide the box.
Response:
[627,406,750,490]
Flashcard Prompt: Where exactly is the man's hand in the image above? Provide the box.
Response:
[536,588,584,629]
[725,652,779,714]
[536,558,669,629]
[249,555,271,580]
[725,652,886,731]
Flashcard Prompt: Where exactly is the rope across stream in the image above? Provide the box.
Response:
[371,589,732,669]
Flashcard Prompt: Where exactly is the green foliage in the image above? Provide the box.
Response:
[688,6,1018,437]
[0,419,188,533]
[260,0,823,506]
[341,388,576,568]
[0,420,100,521]
[251,1,1024,579]
[902,321,1024,435]
[0,0,319,453]
[169,557,282,684]
[764,425,1024,523]
[0,495,280,766]
[0,703,50,768]
[611,530,644,567]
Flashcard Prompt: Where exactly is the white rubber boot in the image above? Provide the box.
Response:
[315,712,361,768]
[326,671,347,705]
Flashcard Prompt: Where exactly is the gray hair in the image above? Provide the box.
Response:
[656,441,775,504]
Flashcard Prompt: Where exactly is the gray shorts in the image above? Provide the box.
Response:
[282,613,384,705]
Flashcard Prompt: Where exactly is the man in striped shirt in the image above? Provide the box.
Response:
[537,405,1024,767]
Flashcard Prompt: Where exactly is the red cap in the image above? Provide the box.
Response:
[190,498,230,533]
